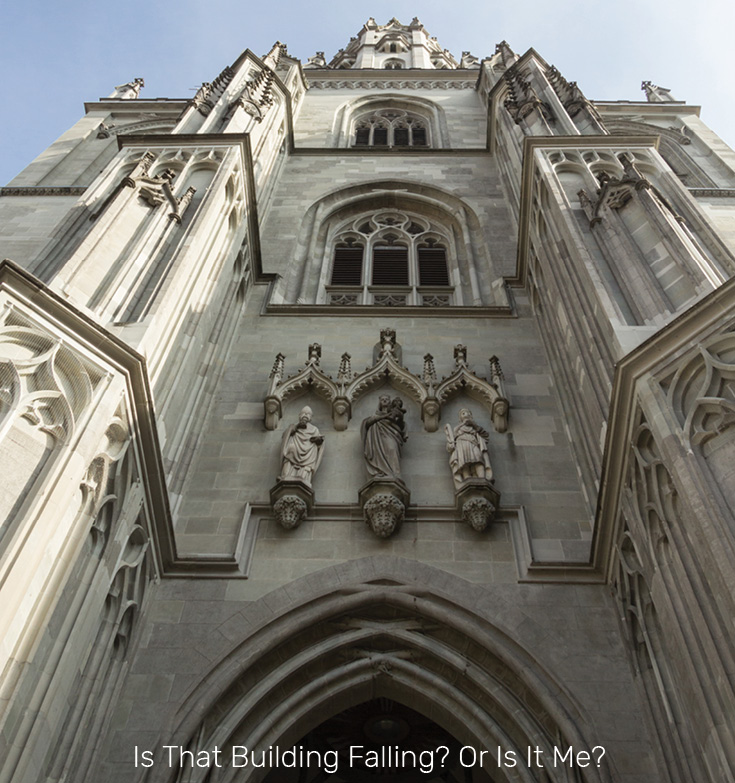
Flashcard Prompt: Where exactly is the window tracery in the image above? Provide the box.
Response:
[327,210,452,306]
[353,109,428,147]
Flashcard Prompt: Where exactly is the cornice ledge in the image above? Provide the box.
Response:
[689,187,735,198]
[291,147,489,156]
[84,99,189,114]
[0,186,88,197]
[265,303,515,318]
[594,101,702,117]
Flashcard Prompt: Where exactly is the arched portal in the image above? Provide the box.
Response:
[151,558,612,783]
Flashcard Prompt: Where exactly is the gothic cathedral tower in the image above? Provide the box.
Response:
[1,17,735,783]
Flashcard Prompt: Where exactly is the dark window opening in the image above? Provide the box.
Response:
[418,246,449,286]
[394,127,410,146]
[372,127,389,146]
[412,127,427,146]
[372,245,409,286]
[331,244,364,286]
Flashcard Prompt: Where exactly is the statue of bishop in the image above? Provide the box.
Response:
[279,406,324,487]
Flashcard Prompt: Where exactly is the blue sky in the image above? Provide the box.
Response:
[1,0,733,185]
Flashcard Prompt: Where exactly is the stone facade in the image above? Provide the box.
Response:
[1,17,734,783]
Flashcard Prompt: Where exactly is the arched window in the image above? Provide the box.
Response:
[353,109,429,148]
[384,59,404,70]
[327,211,453,306]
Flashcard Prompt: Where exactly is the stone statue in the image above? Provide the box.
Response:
[361,394,407,479]
[279,406,324,487]
[109,78,145,99]
[445,408,493,489]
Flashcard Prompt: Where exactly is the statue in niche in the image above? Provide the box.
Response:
[445,408,493,489]
[361,394,407,480]
[279,406,324,487]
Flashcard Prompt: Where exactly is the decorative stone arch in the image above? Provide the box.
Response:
[277,179,500,308]
[331,93,450,148]
[263,328,509,433]
[150,558,614,783]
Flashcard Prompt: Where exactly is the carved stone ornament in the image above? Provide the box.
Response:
[445,408,493,490]
[137,168,176,207]
[278,405,324,487]
[264,329,510,434]
[270,479,314,530]
[359,477,410,538]
[109,77,144,100]
[579,155,685,230]
[309,80,476,90]
[0,307,104,445]
[361,394,407,480]
[454,478,501,532]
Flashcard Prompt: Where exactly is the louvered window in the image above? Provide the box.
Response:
[331,245,363,285]
[394,127,410,146]
[372,245,409,286]
[412,127,427,146]
[418,246,449,286]
[355,128,370,146]
[372,127,389,146]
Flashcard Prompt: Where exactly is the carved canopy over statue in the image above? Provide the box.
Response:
[361,395,408,480]
[445,408,493,489]
[279,406,324,487]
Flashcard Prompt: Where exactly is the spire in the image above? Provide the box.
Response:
[326,18,460,70]
[263,41,289,71]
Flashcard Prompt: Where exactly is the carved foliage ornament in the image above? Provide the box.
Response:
[264,329,509,434]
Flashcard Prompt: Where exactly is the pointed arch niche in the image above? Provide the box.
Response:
[151,559,614,783]
[331,94,450,149]
[272,180,505,309]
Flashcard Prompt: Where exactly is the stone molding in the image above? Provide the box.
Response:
[0,186,88,197]
[309,79,476,90]
[689,187,735,198]
[264,328,509,434]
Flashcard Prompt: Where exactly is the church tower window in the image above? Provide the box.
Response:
[330,240,364,286]
[352,109,429,148]
[418,241,450,286]
[372,237,409,285]
[326,211,452,305]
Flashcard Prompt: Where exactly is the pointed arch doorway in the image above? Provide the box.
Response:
[160,558,610,783]
[260,696,492,783]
